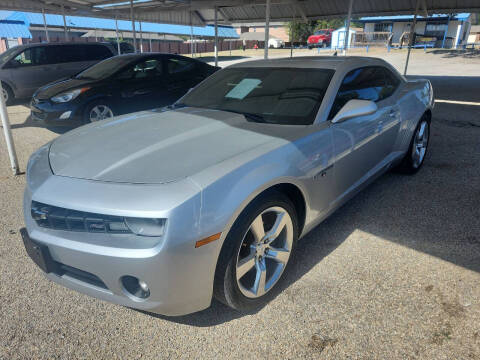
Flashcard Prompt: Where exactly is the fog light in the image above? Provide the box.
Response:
[59,111,72,119]
[121,276,150,299]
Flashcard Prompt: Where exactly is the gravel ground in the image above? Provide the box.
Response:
[0,50,479,359]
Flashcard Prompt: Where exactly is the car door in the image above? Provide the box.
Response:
[375,67,402,158]
[3,46,56,98]
[164,55,206,104]
[329,66,395,201]
[113,57,168,114]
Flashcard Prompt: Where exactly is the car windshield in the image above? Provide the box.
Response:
[314,30,328,35]
[75,56,134,80]
[0,46,20,64]
[178,67,334,125]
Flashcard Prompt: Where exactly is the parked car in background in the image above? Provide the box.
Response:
[30,53,219,125]
[308,29,334,48]
[108,41,136,54]
[0,42,117,104]
[268,38,284,49]
[22,57,433,316]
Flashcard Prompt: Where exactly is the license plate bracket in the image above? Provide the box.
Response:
[20,228,58,274]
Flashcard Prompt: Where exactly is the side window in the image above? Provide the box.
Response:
[9,47,49,67]
[45,45,83,64]
[166,57,196,75]
[83,45,113,61]
[116,59,163,80]
[328,66,392,119]
[380,67,400,100]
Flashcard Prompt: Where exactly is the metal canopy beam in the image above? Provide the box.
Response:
[1,0,479,25]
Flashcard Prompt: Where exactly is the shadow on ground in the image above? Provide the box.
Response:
[428,49,480,58]
[137,75,480,326]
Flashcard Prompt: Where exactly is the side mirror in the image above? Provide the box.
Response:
[332,99,378,124]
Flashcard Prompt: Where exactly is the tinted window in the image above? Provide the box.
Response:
[75,56,134,80]
[9,47,49,67]
[179,67,334,125]
[83,45,113,61]
[329,66,399,119]
[382,67,400,99]
[46,45,84,64]
[167,57,196,75]
[116,58,163,80]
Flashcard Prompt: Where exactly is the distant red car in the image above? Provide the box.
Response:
[307,29,334,48]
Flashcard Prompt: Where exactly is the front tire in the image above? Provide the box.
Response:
[396,115,430,174]
[214,191,298,311]
[84,101,115,123]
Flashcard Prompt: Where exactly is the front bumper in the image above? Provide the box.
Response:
[22,172,224,316]
[30,98,84,126]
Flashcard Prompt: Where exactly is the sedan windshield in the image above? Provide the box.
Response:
[75,56,134,80]
[179,67,334,125]
[314,30,327,35]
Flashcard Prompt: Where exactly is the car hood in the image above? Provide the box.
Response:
[49,107,285,184]
[35,78,96,99]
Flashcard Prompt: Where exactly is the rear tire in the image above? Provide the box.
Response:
[214,191,298,311]
[2,83,13,106]
[396,115,430,174]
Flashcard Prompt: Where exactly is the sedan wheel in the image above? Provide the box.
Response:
[411,120,429,169]
[236,206,294,298]
[214,191,298,311]
[396,115,430,174]
[89,104,114,122]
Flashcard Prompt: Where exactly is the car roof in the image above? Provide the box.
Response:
[229,56,390,70]
[13,42,113,50]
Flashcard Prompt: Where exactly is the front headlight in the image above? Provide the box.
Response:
[51,87,90,103]
[125,218,167,237]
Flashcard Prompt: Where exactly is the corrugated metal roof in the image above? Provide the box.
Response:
[0,10,238,38]
[0,20,31,38]
[0,0,479,25]
[214,0,480,23]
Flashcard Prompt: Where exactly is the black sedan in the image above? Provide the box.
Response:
[30,53,219,125]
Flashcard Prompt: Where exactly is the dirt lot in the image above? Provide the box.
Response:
[0,49,479,359]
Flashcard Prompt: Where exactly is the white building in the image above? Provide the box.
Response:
[359,13,474,48]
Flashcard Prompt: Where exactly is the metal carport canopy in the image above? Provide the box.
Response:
[1,0,480,25]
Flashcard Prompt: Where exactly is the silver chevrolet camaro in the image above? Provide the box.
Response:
[22,56,433,316]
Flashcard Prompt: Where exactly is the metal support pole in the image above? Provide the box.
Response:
[343,0,354,55]
[62,5,68,41]
[115,16,121,54]
[139,21,143,53]
[94,29,98,42]
[403,0,420,75]
[190,12,194,58]
[130,0,137,53]
[149,34,152,52]
[264,0,271,59]
[442,15,450,48]
[42,8,49,42]
[214,6,218,66]
[0,82,19,175]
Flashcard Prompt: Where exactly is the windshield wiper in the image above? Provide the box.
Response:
[223,109,266,123]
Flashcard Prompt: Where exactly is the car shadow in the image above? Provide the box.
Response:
[137,74,480,326]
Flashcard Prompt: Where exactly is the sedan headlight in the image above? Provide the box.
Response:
[51,87,90,103]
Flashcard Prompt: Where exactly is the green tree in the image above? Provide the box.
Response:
[286,18,363,42]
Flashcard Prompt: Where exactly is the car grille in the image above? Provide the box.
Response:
[31,201,132,234]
